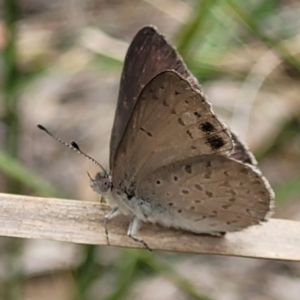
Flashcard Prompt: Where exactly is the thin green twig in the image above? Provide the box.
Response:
[175,0,219,58]
[225,0,300,71]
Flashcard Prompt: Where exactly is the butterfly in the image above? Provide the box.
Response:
[38,26,274,249]
[89,26,274,246]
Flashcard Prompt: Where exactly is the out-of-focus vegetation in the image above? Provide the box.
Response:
[0,1,300,299]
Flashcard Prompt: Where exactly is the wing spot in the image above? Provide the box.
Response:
[140,127,153,137]
[175,90,180,95]
[160,85,165,90]
[227,220,238,225]
[220,182,231,188]
[177,209,182,213]
[186,130,193,139]
[200,121,215,132]
[163,100,169,107]
[173,176,178,181]
[193,112,201,118]
[171,108,176,114]
[204,171,212,179]
[195,184,203,191]
[206,135,225,150]
[191,145,196,150]
[190,206,195,211]
[228,190,237,196]
[185,165,192,174]
[182,190,189,195]
[178,118,185,126]
[194,200,201,203]
[169,203,173,206]
[185,100,189,104]
[246,208,252,215]
[156,180,161,185]
[222,204,231,209]
[229,198,236,202]
[206,191,213,197]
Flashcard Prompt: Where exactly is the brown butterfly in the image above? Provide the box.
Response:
[39,26,274,249]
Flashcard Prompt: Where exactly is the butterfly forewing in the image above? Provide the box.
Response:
[111,26,256,172]
[110,26,199,169]
[135,155,274,232]
[113,70,233,190]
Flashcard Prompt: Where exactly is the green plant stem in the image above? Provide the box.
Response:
[137,251,212,300]
[175,0,219,59]
[225,0,300,71]
[102,251,139,300]
[3,0,21,192]
[0,150,63,197]
[72,245,100,300]
[1,1,23,300]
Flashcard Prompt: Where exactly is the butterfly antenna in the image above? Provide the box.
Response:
[37,124,107,174]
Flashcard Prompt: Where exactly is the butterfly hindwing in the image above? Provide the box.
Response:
[135,154,273,232]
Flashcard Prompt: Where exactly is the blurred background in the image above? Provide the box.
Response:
[1,0,300,299]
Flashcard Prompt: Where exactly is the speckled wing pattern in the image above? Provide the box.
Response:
[113,71,233,193]
[110,26,258,170]
[110,26,199,169]
[109,26,274,233]
[112,70,273,232]
[135,155,272,232]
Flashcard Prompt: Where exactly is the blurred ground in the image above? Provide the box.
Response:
[1,0,300,300]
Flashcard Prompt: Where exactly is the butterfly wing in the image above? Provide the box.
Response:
[112,70,233,193]
[230,132,257,165]
[110,26,199,169]
[111,26,255,170]
[135,155,274,232]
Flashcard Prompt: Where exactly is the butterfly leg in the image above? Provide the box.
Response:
[104,207,120,246]
[127,218,152,251]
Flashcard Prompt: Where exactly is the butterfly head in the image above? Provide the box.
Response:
[88,171,112,195]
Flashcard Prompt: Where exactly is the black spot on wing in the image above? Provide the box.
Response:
[140,127,153,137]
[178,118,184,126]
[193,112,201,118]
[185,165,192,174]
[200,121,215,132]
[206,135,225,150]
[186,130,193,139]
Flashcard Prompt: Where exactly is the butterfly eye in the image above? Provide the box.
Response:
[101,178,111,192]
